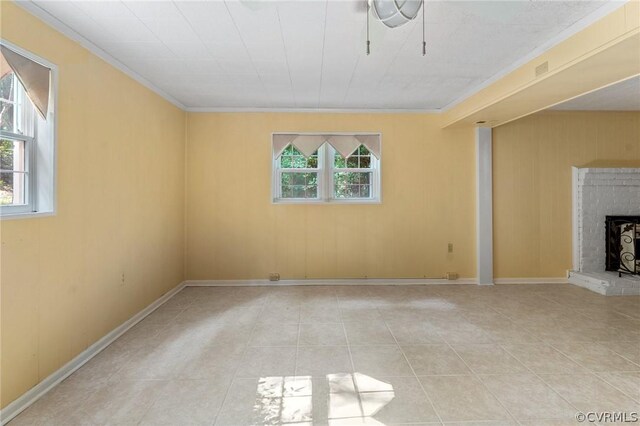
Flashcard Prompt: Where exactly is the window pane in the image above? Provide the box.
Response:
[280,171,318,187]
[346,156,358,168]
[293,186,306,198]
[0,139,25,172]
[280,154,318,168]
[282,186,293,198]
[0,171,25,205]
[282,145,296,156]
[0,100,14,132]
[292,156,306,168]
[336,184,356,198]
[0,71,14,100]
[0,72,16,133]
[334,145,372,169]
[305,185,317,198]
[280,145,318,169]
[292,173,305,185]
[0,138,26,206]
[0,73,35,136]
[281,172,318,199]
[334,172,373,199]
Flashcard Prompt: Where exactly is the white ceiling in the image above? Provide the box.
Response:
[25,0,621,110]
[551,76,640,111]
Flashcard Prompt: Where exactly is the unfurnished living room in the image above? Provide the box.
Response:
[0,0,639,424]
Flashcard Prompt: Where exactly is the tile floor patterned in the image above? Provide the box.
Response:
[8,284,640,425]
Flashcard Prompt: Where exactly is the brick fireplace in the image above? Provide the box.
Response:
[569,167,640,295]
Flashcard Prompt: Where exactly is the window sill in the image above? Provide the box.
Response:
[0,210,56,220]
[273,199,382,205]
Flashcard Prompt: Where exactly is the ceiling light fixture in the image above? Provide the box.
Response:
[371,0,422,28]
[366,0,426,56]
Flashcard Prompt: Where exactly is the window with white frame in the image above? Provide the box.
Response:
[277,145,321,200]
[272,134,381,203]
[333,144,376,200]
[1,71,35,210]
[0,42,55,217]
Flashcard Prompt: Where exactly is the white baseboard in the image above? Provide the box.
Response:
[185,278,568,287]
[0,282,186,425]
[184,278,479,286]
[493,277,568,284]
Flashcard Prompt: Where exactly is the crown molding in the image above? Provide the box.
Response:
[186,106,442,113]
[15,0,186,110]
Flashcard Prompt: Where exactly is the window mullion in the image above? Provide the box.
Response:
[12,74,18,132]
[321,146,325,201]
[325,145,333,201]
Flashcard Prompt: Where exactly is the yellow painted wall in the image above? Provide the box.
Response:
[185,113,476,280]
[0,2,186,408]
[493,111,640,278]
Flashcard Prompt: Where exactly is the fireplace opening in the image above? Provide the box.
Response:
[605,216,640,277]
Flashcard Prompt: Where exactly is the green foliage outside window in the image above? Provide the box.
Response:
[1,73,18,204]
[0,139,17,204]
[277,144,376,200]
[0,72,15,132]
[280,146,319,198]
[334,145,372,199]
[280,145,318,168]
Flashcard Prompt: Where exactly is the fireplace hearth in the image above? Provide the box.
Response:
[605,216,640,277]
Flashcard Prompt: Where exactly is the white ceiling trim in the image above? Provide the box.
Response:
[186,107,442,113]
[14,0,187,110]
[440,0,629,112]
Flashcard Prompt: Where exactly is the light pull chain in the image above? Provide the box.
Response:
[366,0,371,55]
[422,0,426,56]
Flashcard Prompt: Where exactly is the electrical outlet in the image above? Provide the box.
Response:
[269,273,280,282]
[448,243,454,253]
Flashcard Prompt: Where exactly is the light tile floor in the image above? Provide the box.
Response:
[9,284,640,425]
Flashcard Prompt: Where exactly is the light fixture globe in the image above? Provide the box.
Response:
[371,0,423,28]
